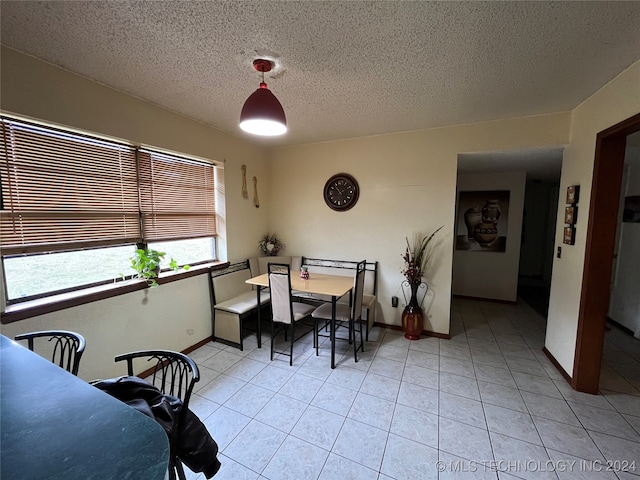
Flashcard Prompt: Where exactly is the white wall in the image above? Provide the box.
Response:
[452,172,526,302]
[546,59,640,374]
[609,145,640,337]
[269,116,569,335]
[0,47,270,380]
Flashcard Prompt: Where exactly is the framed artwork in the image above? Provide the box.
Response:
[564,206,577,225]
[455,190,510,252]
[563,226,575,245]
[566,185,580,204]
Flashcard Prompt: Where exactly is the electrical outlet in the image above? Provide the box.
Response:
[391,296,398,308]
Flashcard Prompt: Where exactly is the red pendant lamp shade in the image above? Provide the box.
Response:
[240,59,287,136]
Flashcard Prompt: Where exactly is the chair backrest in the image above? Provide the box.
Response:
[14,330,86,376]
[268,262,294,325]
[114,350,200,411]
[250,256,302,276]
[352,260,367,321]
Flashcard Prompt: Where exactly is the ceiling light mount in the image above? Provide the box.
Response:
[239,58,287,137]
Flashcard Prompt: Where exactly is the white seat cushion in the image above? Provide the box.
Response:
[215,290,270,315]
[312,302,351,322]
[292,302,315,321]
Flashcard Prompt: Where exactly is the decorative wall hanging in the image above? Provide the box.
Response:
[563,185,580,244]
[241,165,248,199]
[566,185,580,204]
[253,176,260,208]
[564,206,577,225]
[455,190,510,252]
[563,226,576,245]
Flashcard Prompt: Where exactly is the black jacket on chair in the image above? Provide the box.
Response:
[92,376,221,478]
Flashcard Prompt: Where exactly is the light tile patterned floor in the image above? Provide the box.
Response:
[185,298,640,480]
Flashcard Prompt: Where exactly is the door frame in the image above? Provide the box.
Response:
[572,112,640,393]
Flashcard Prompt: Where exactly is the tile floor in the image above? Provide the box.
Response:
[184,298,640,480]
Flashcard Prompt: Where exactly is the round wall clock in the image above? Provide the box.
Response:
[323,173,360,211]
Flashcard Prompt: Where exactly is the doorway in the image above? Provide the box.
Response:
[573,113,640,393]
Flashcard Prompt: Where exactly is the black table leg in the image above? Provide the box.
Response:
[331,295,337,369]
[256,286,262,349]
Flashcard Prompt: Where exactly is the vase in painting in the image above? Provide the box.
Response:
[473,222,498,246]
[463,207,482,239]
[481,200,501,223]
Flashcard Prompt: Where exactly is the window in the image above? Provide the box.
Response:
[1,116,221,303]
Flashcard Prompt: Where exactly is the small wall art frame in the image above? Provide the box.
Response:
[564,205,577,225]
[566,185,580,204]
[563,226,575,245]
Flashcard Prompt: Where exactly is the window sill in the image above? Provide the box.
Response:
[1,261,230,324]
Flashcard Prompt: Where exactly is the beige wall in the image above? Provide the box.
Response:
[0,47,269,380]
[3,45,636,385]
[269,116,570,335]
[453,172,527,302]
[546,60,640,374]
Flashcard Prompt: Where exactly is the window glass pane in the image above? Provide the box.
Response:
[4,245,135,301]
[148,237,216,267]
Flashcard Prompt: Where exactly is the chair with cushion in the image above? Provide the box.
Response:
[14,330,85,376]
[114,350,200,480]
[268,262,316,366]
[312,259,366,362]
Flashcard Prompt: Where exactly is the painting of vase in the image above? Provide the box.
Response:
[455,190,510,252]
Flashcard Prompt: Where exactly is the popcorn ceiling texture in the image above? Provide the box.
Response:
[1,1,639,147]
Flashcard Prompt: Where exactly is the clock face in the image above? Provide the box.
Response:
[324,173,359,211]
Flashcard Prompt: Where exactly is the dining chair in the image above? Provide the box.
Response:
[268,262,316,366]
[114,349,200,480]
[14,330,86,376]
[312,259,366,362]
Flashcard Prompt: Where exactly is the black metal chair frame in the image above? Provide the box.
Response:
[315,259,366,362]
[114,350,200,480]
[268,263,316,366]
[14,330,86,376]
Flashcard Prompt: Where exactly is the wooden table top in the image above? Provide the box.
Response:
[246,270,354,297]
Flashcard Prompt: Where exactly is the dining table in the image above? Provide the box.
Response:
[246,270,354,368]
[0,334,169,480]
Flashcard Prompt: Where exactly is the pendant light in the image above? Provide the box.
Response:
[239,59,287,136]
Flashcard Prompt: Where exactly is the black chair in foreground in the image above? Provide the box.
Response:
[312,259,367,362]
[268,262,316,366]
[114,350,200,480]
[14,330,85,376]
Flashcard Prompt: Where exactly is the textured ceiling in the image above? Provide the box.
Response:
[1,1,639,151]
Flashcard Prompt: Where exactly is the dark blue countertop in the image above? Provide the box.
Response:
[0,334,169,479]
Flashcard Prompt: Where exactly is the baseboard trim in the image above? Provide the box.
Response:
[373,322,450,340]
[606,316,635,336]
[135,337,213,379]
[183,337,213,355]
[452,294,517,305]
[542,346,572,384]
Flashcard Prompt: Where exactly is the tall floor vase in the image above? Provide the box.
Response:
[402,281,425,340]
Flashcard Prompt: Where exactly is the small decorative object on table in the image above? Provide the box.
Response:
[300,266,309,280]
[258,233,285,256]
[400,226,443,340]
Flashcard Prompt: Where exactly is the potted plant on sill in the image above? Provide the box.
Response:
[127,248,189,287]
